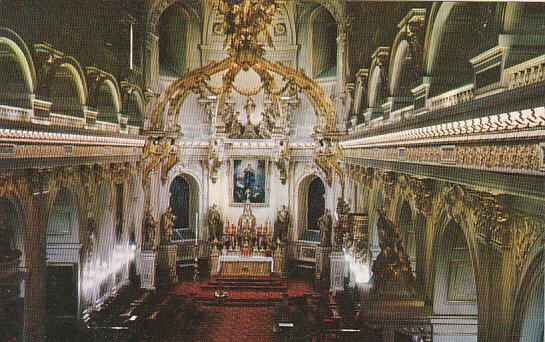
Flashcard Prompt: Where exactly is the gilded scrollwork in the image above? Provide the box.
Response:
[513,216,544,276]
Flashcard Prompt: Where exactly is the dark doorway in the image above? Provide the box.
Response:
[169,176,190,230]
[46,265,79,340]
[307,177,325,231]
[115,184,124,243]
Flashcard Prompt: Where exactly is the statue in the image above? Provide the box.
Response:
[238,200,257,246]
[318,208,332,247]
[206,204,223,242]
[85,217,97,262]
[274,205,290,243]
[336,197,350,243]
[161,207,176,244]
[143,210,157,250]
[371,210,415,295]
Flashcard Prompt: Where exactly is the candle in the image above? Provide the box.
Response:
[195,213,198,244]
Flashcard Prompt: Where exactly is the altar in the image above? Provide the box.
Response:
[217,255,274,277]
[208,201,286,277]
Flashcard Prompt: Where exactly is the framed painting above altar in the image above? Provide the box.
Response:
[231,158,268,206]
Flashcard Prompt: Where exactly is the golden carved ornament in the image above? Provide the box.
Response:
[150,0,338,134]
[513,216,544,275]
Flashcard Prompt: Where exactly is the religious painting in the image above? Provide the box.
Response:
[231,159,268,205]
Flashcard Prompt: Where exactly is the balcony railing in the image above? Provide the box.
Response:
[427,84,475,112]
[503,54,545,90]
[0,105,142,136]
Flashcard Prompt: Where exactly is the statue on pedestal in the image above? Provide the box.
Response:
[206,204,223,242]
[318,208,333,247]
[143,210,157,250]
[274,205,290,243]
[336,197,350,244]
[238,200,256,248]
[161,207,176,244]
[371,210,415,296]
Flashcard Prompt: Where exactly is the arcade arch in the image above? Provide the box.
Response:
[0,29,35,108]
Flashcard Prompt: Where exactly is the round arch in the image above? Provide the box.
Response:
[0,28,37,108]
[423,2,483,95]
[367,66,383,110]
[168,173,200,239]
[95,78,121,122]
[44,58,88,116]
[512,237,544,341]
[388,36,416,98]
[294,170,328,241]
[122,86,145,126]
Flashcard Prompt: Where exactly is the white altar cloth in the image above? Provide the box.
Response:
[217,255,274,272]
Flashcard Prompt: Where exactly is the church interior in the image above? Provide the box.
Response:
[0,0,544,341]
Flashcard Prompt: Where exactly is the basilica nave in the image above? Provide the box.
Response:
[0,1,544,341]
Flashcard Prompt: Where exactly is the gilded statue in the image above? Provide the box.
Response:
[206,204,223,242]
[143,210,157,250]
[274,205,290,243]
[161,207,176,244]
[238,201,257,244]
[318,208,332,247]
[85,217,97,262]
[371,210,415,294]
[336,197,350,243]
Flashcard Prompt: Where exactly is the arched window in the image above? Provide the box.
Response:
[311,7,337,78]
[158,4,189,77]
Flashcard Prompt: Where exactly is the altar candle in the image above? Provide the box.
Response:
[195,213,198,243]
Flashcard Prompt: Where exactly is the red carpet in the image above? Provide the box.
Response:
[169,278,319,341]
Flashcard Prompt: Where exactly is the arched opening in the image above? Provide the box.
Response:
[169,174,199,241]
[399,201,416,274]
[520,276,544,342]
[503,3,545,67]
[49,64,85,117]
[432,220,478,341]
[158,3,189,77]
[45,188,80,337]
[389,39,416,99]
[0,197,25,341]
[298,176,325,242]
[311,6,337,78]
[96,80,119,123]
[367,67,383,110]
[425,3,484,96]
[0,36,33,108]
[124,91,144,126]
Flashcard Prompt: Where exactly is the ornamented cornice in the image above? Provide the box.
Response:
[342,107,545,148]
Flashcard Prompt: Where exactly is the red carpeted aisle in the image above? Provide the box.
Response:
[170,278,319,342]
[184,305,275,342]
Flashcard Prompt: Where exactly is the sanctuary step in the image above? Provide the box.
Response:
[202,276,288,292]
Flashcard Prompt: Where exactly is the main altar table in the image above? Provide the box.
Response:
[217,255,274,277]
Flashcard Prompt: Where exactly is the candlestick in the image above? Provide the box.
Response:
[195,212,198,244]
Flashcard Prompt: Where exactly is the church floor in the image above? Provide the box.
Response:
[140,278,321,342]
